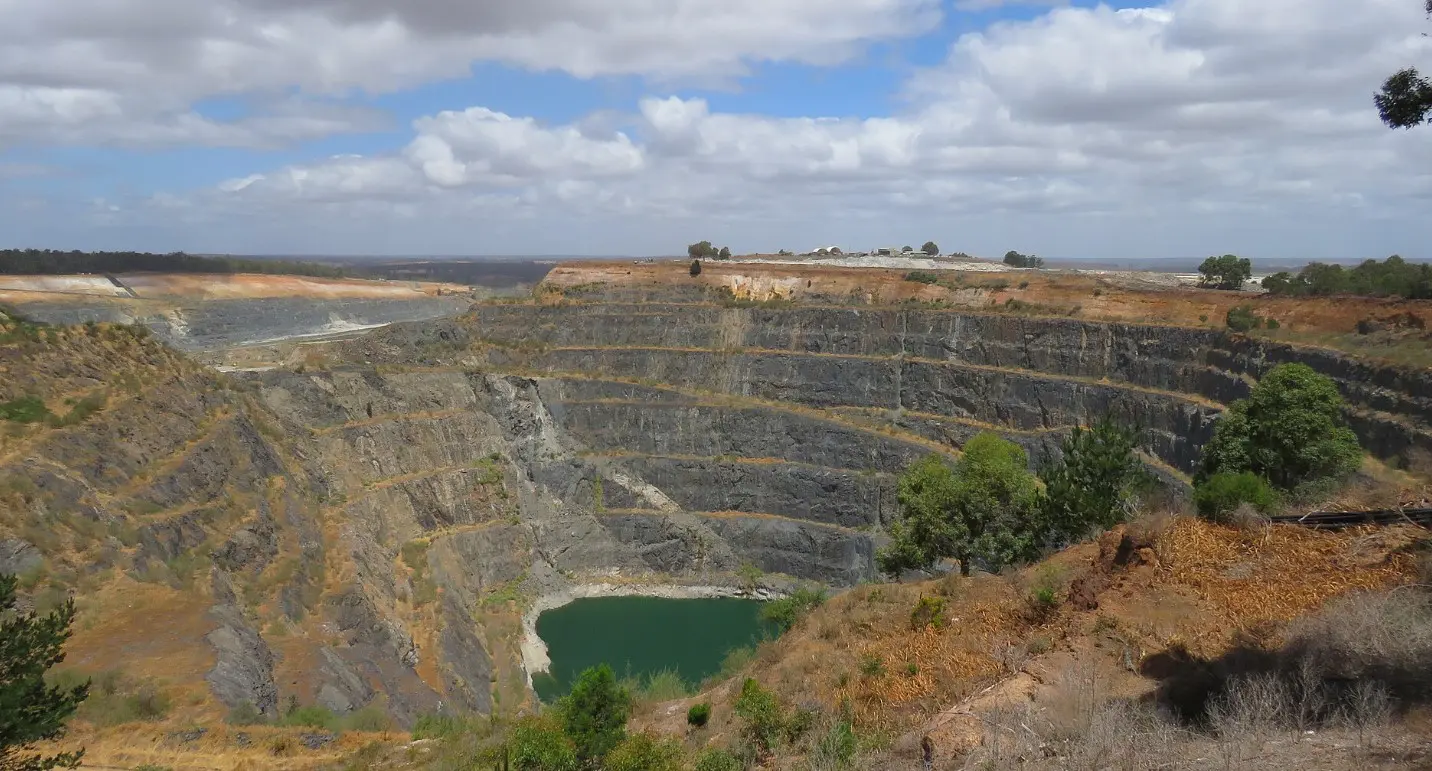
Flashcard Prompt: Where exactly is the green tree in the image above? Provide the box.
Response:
[1040,419,1148,547]
[1,574,89,771]
[559,664,631,768]
[1197,254,1253,290]
[687,241,718,259]
[902,245,914,254]
[922,241,939,256]
[878,434,1044,577]
[689,259,702,277]
[1003,251,1044,269]
[1197,363,1363,491]
[1376,2,1432,128]
[718,247,731,260]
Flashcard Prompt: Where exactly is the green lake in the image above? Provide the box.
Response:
[532,596,776,702]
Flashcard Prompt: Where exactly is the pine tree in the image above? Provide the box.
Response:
[1040,419,1148,547]
[1,574,89,771]
[559,664,630,768]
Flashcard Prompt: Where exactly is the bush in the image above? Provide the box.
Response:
[811,719,859,769]
[734,678,784,756]
[760,587,827,632]
[687,702,711,728]
[280,704,338,730]
[75,671,171,727]
[226,701,266,726]
[859,654,885,678]
[690,260,702,277]
[508,715,578,771]
[1194,472,1277,520]
[603,733,685,771]
[910,595,946,631]
[904,271,939,285]
[693,748,743,771]
[1225,305,1261,332]
[0,395,52,424]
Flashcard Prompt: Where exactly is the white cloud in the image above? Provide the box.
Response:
[0,0,938,147]
[4,0,1430,260]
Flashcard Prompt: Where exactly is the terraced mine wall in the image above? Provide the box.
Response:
[464,303,1432,468]
[8,294,1429,730]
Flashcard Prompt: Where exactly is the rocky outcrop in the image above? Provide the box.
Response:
[205,571,279,718]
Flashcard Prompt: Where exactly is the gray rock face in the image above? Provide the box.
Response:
[315,647,375,714]
[205,573,280,718]
[0,539,42,577]
[437,595,495,714]
[469,304,1432,466]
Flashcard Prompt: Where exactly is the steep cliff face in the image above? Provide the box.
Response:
[465,303,1432,468]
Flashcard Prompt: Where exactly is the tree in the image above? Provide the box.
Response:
[687,241,718,259]
[1197,254,1252,290]
[877,434,1044,577]
[689,259,702,277]
[1197,363,1363,492]
[718,247,731,260]
[559,664,631,768]
[1003,251,1044,269]
[902,245,914,254]
[1375,2,1432,129]
[1,574,89,771]
[922,242,939,256]
[1040,419,1148,547]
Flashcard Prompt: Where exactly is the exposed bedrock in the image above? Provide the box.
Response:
[490,348,1218,474]
[468,303,1431,465]
[606,456,896,529]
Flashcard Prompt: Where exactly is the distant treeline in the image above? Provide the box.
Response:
[1262,255,1432,300]
[0,249,348,279]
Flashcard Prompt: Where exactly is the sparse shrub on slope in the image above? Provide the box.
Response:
[1193,472,1277,520]
[508,714,578,771]
[1225,304,1262,332]
[603,733,685,771]
[761,586,827,633]
[734,678,785,758]
[1196,363,1363,494]
[686,702,711,728]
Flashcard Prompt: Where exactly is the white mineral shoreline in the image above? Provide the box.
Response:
[520,583,778,690]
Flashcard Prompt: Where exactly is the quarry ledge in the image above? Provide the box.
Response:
[520,580,786,687]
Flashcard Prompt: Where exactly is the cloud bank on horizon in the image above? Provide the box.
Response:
[1,0,1428,259]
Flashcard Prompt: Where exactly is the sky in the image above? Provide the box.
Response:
[1,0,1428,260]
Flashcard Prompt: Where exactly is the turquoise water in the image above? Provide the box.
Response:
[532,596,774,702]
